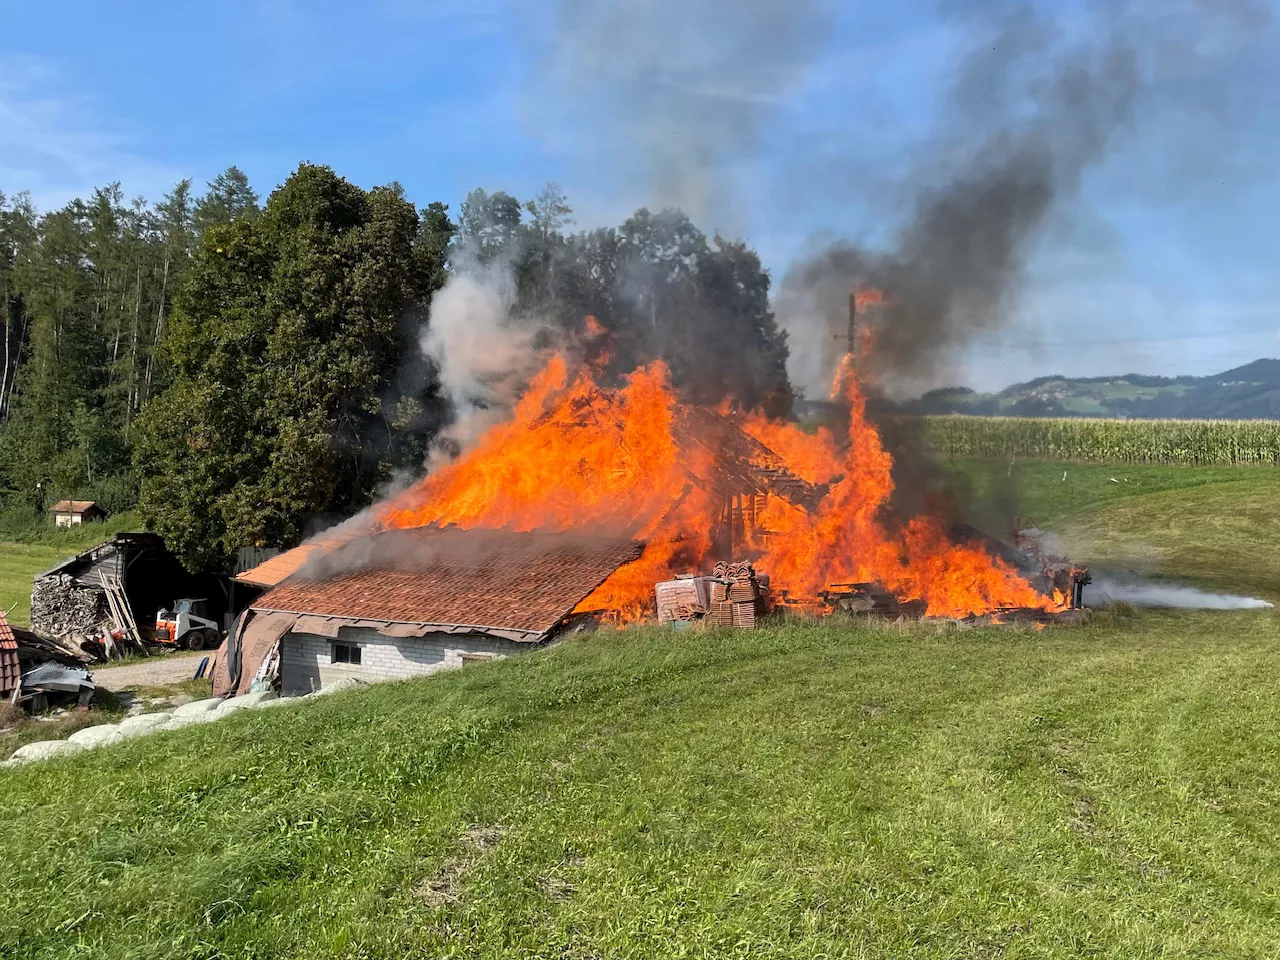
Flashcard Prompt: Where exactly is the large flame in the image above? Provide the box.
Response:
[379,349,1056,621]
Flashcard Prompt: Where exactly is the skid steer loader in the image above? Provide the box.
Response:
[154,598,222,651]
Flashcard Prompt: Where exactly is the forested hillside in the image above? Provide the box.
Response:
[0,167,791,570]
[915,360,1280,419]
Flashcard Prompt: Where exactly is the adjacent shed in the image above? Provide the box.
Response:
[215,527,644,697]
[32,533,240,657]
[50,500,106,528]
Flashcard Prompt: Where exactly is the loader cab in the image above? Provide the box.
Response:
[155,598,221,650]
[174,598,209,619]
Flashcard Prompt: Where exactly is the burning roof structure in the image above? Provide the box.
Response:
[371,352,1068,620]
[239,345,1077,631]
[254,528,644,642]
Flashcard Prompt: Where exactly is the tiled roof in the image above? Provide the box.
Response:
[0,611,19,696]
[235,523,372,587]
[251,527,644,640]
[50,500,99,514]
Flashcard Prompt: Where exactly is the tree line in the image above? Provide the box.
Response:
[0,164,792,570]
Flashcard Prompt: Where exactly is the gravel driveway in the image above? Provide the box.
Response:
[92,652,209,691]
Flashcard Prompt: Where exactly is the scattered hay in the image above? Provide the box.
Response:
[414,824,508,908]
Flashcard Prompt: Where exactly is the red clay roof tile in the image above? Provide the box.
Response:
[0,610,19,696]
[251,527,643,639]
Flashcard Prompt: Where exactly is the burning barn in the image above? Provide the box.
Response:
[219,357,1086,699]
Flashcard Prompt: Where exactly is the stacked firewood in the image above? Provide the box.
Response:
[30,576,110,655]
[708,561,770,629]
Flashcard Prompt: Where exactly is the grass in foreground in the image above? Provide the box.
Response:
[3,612,1280,959]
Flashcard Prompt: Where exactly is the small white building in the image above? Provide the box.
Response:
[50,500,106,528]
[214,527,644,698]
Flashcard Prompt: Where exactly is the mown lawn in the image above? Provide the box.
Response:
[0,543,69,627]
[948,460,1280,601]
[3,611,1280,959]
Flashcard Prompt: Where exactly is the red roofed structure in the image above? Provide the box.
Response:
[215,528,644,697]
[0,611,18,699]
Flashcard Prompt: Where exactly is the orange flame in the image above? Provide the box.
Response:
[854,287,889,310]
[378,348,1061,622]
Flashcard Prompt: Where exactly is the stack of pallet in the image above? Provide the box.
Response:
[655,576,714,624]
[708,561,770,629]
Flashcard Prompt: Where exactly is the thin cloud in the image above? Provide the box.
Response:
[0,54,184,210]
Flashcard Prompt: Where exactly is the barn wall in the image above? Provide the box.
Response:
[279,626,530,695]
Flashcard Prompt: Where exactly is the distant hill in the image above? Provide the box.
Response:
[911,359,1280,420]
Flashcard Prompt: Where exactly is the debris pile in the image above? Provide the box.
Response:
[1,611,96,713]
[820,583,927,619]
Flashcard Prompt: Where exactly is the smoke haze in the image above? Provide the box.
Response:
[522,0,832,224]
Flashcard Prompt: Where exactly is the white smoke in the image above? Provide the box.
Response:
[419,262,539,469]
[1085,576,1272,610]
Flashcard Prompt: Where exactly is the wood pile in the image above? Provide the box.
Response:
[30,575,108,654]
[29,574,147,661]
[821,583,926,619]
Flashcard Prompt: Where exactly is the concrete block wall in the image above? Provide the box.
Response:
[280,626,529,695]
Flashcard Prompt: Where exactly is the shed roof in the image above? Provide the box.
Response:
[235,524,371,588]
[251,527,644,642]
[50,500,101,514]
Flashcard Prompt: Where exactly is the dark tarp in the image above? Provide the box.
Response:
[211,611,297,697]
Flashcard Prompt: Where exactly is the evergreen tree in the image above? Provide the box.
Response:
[192,166,259,237]
[136,164,448,570]
[0,192,36,425]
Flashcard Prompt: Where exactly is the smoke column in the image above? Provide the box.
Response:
[776,0,1271,397]
[419,253,540,468]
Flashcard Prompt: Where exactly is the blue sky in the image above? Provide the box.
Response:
[2,0,1278,392]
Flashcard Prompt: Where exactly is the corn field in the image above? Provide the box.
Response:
[922,415,1280,465]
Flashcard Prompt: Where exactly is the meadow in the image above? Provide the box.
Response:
[3,610,1279,959]
[0,512,142,625]
[3,445,1280,957]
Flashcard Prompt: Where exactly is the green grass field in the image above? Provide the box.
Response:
[0,512,143,626]
[3,465,1280,957]
[4,611,1280,958]
[947,460,1280,601]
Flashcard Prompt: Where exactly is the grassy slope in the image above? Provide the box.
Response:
[947,461,1280,601]
[3,612,1280,959]
[0,512,143,626]
[0,543,66,626]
